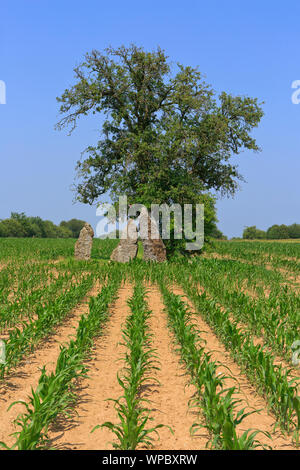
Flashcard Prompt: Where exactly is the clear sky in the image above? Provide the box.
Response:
[0,0,299,238]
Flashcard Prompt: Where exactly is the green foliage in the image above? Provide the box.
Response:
[163,193,219,257]
[287,223,300,239]
[56,45,263,204]
[267,224,290,240]
[0,218,27,237]
[242,223,300,240]
[60,218,86,238]
[243,225,266,239]
[0,213,73,239]
[0,237,119,261]
[210,227,227,240]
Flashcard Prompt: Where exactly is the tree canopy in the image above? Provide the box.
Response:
[56,44,264,210]
[267,224,290,240]
[287,223,300,239]
[243,225,266,240]
[242,223,300,240]
[60,218,86,238]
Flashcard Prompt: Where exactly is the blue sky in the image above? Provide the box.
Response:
[0,0,299,238]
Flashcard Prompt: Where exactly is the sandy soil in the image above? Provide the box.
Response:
[144,285,210,450]
[46,283,133,450]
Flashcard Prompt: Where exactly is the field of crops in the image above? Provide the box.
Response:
[0,238,299,450]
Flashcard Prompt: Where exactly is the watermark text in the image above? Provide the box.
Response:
[291,80,300,104]
[0,80,6,104]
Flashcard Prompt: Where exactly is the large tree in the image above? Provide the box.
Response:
[56,45,263,245]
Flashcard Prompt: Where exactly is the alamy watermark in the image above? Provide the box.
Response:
[0,340,6,365]
[291,80,300,104]
[96,196,204,251]
[0,80,6,104]
[291,340,300,367]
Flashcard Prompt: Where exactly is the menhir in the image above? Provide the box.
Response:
[139,208,166,262]
[110,220,138,263]
[74,223,94,260]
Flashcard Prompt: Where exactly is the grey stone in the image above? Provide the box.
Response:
[110,220,138,263]
[74,223,94,260]
[139,207,166,262]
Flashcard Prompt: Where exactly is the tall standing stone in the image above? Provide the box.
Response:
[74,223,94,260]
[110,219,138,263]
[139,207,166,262]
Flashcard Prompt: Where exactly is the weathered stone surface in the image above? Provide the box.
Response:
[139,207,166,262]
[110,220,138,263]
[74,223,94,260]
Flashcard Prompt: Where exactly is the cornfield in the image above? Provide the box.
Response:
[0,238,299,450]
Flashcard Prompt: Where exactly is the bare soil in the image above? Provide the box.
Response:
[144,284,209,450]
[46,283,133,450]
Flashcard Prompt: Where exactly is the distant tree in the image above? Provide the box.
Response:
[27,216,47,237]
[60,219,86,238]
[0,213,73,238]
[287,223,300,239]
[11,212,33,237]
[256,229,267,239]
[210,226,227,239]
[243,225,266,240]
[242,223,300,240]
[0,218,27,237]
[42,220,59,238]
[56,225,73,238]
[266,224,289,240]
[27,221,43,238]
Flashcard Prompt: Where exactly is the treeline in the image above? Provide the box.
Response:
[0,213,86,238]
[243,223,300,240]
